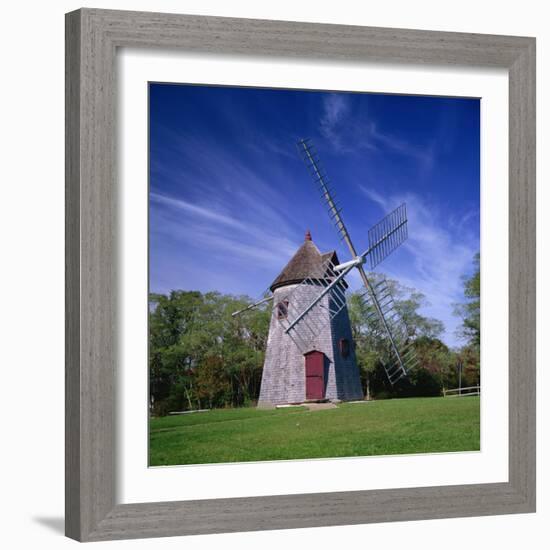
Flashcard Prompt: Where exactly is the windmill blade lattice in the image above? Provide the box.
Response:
[368,203,408,269]
[297,139,356,252]
[359,275,419,384]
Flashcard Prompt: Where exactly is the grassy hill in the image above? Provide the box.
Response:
[149,396,480,466]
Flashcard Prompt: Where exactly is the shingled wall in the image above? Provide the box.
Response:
[258,282,363,406]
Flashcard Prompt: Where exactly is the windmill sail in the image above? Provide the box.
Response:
[297,139,356,254]
[296,138,418,385]
[367,203,408,269]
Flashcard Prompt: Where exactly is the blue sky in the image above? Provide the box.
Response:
[149,83,480,348]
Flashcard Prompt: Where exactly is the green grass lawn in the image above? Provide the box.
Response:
[149,396,480,466]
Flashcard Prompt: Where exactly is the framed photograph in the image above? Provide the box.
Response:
[65,8,535,542]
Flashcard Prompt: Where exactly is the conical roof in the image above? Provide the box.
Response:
[269,231,342,292]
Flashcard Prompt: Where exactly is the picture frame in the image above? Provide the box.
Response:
[65,7,535,542]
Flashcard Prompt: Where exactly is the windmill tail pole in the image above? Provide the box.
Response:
[231,295,273,317]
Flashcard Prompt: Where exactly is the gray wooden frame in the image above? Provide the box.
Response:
[65,8,536,542]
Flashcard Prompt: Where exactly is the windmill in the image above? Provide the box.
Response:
[233,138,419,405]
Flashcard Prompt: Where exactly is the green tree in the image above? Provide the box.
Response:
[149,290,270,415]
[149,291,204,413]
[454,253,480,350]
[453,253,481,387]
[413,336,457,394]
[348,292,381,400]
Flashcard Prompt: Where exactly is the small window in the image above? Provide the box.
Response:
[276,300,289,320]
[339,338,350,358]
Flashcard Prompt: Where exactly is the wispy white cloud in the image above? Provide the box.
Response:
[150,192,247,231]
[150,189,302,297]
[320,94,352,148]
[246,138,298,161]
[319,94,434,169]
[151,189,302,273]
[369,124,435,169]
[151,127,300,232]
[149,125,318,297]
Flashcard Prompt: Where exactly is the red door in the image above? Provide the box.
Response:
[305,351,325,400]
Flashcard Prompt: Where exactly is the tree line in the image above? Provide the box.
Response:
[149,254,480,415]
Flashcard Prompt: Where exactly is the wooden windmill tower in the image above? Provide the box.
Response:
[258,229,363,405]
[233,139,419,406]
